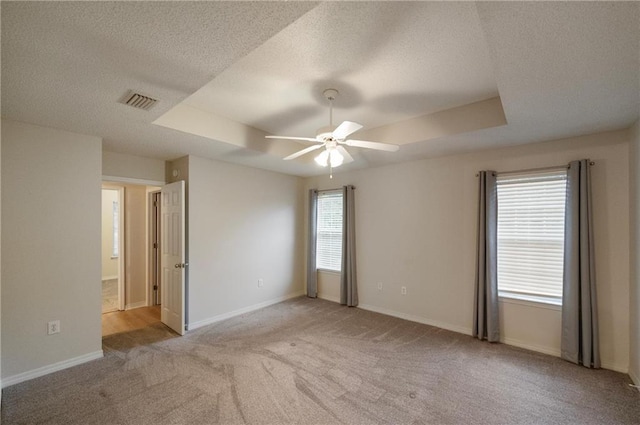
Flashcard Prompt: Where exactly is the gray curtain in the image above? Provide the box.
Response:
[307,189,318,298]
[473,171,499,342]
[561,160,600,368]
[340,185,358,307]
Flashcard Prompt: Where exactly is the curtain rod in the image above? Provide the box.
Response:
[314,187,355,193]
[475,161,595,177]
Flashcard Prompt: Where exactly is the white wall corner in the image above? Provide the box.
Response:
[187,291,305,331]
[2,350,104,388]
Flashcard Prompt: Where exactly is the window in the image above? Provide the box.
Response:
[316,191,343,271]
[112,200,119,258]
[497,169,567,305]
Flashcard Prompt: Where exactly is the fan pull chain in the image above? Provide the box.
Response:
[329,164,333,179]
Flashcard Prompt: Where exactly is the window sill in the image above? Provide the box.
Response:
[498,292,562,311]
[317,268,341,275]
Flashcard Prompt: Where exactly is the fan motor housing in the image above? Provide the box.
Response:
[316,125,336,140]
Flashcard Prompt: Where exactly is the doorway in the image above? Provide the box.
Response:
[101,182,162,336]
[101,188,123,313]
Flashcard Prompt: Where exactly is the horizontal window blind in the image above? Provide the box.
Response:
[316,191,343,271]
[112,201,119,257]
[497,170,567,302]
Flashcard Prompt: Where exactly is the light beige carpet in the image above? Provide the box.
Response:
[2,297,639,424]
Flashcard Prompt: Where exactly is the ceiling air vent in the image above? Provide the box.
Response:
[121,91,158,111]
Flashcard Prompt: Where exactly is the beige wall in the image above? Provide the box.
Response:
[166,156,189,186]
[102,151,165,184]
[101,189,119,279]
[305,129,630,372]
[123,184,150,308]
[174,155,304,328]
[1,120,102,381]
[630,120,640,385]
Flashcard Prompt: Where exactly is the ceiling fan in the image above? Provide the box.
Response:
[266,89,399,176]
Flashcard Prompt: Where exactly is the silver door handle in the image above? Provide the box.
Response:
[174,263,188,268]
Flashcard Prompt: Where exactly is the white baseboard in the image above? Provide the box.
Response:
[125,301,147,310]
[600,361,628,374]
[325,300,630,374]
[504,337,626,372]
[499,337,627,373]
[357,303,473,336]
[317,293,340,304]
[2,350,104,388]
[629,369,640,391]
[501,336,561,357]
[187,291,305,331]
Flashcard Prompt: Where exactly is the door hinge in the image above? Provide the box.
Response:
[153,242,158,249]
[153,285,158,290]
[153,200,158,207]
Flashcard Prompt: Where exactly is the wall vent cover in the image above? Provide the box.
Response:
[121,91,158,111]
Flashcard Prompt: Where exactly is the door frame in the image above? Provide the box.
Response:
[101,176,165,315]
[148,190,161,306]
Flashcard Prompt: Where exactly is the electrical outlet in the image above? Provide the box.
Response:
[258,278,264,288]
[377,282,383,291]
[401,286,407,295]
[47,320,60,335]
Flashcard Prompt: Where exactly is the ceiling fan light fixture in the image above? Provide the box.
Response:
[314,148,344,168]
[314,150,330,167]
[329,150,344,167]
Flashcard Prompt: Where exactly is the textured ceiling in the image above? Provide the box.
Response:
[183,2,498,137]
[2,2,639,177]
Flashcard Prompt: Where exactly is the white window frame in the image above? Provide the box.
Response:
[316,190,343,272]
[112,200,120,259]
[496,169,567,306]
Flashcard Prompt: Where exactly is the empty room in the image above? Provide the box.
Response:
[1,1,639,424]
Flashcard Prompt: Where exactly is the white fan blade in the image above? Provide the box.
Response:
[332,121,363,140]
[343,139,400,152]
[336,146,354,164]
[283,144,324,160]
[266,135,320,143]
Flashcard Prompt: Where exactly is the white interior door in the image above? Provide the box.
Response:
[160,180,186,335]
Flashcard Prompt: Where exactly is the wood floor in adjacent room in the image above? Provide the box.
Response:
[3,297,639,424]
[102,305,161,336]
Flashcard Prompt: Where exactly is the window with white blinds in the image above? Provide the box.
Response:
[112,201,119,258]
[316,191,343,271]
[496,169,567,304]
